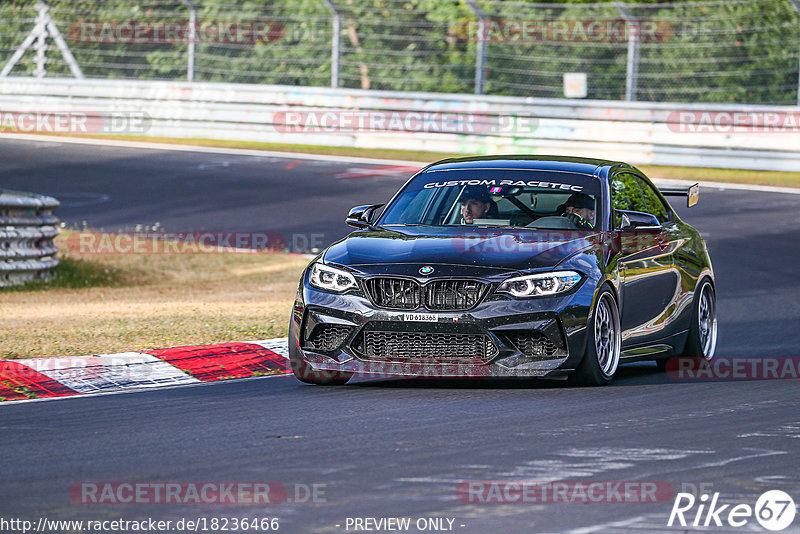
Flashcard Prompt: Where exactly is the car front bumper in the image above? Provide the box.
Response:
[289,274,596,379]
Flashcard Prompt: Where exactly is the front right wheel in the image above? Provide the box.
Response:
[570,286,621,386]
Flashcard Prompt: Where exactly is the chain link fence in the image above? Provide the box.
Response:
[0,0,798,104]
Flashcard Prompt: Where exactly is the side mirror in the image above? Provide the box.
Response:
[346,204,384,229]
[615,209,661,231]
[659,183,700,208]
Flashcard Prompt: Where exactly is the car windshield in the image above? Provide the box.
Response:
[378,169,602,230]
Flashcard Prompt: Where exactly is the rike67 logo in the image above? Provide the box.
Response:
[668,490,796,531]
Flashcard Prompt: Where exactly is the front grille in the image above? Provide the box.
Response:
[305,324,353,352]
[360,331,498,361]
[506,332,559,359]
[364,277,487,311]
[363,277,420,310]
[425,280,487,311]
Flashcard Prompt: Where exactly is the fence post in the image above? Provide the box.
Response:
[182,0,198,82]
[321,0,341,88]
[1,0,84,78]
[790,0,800,105]
[464,0,487,95]
[34,2,47,77]
[615,2,639,101]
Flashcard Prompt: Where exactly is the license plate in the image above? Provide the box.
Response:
[402,313,438,322]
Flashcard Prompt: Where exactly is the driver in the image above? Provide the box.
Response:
[460,186,498,224]
[560,193,595,229]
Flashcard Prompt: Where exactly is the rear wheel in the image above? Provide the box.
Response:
[570,287,621,386]
[685,279,718,360]
[656,278,717,371]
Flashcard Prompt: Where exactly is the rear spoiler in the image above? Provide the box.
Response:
[659,183,699,208]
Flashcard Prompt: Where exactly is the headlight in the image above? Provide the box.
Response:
[498,271,582,298]
[309,262,358,293]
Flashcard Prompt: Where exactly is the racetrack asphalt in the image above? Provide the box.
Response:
[1,137,799,533]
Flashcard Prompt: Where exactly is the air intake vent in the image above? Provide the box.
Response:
[305,324,353,352]
[505,332,559,359]
[360,331,498,362]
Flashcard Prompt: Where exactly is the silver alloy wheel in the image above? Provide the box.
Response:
[698,282,718,361]
[594,292,621,377]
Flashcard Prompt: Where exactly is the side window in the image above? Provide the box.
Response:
[610,172,647,228]
[427,186,461,224]
[634,176,671,224]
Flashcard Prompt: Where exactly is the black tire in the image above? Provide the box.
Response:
[682,278,718,359]
[656,278,717,371]
[288,320,353,386]
[569,286,621,386]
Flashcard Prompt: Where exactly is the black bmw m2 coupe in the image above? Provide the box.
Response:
[289,156,716,386]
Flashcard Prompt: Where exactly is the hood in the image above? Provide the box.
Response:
[323,227,600,277]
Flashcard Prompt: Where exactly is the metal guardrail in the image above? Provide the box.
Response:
[0,189,59,287]
[0,77,798,171]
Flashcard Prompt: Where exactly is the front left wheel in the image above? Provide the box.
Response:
[569,286,621,386]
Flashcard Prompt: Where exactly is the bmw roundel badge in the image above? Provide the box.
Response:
[419,266,434,275]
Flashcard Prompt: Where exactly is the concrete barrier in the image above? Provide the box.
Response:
[0,77,797,171]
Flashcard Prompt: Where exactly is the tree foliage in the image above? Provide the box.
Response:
[0,0,797,104]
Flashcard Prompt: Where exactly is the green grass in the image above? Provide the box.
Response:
[638,165,800,188]
[32,132,800,189]
[41,133,450,165]
[1,257,131,292]
[0,232,309,358]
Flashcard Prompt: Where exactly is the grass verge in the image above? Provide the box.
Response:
[0,231,309,359]
[22,133,800,188]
